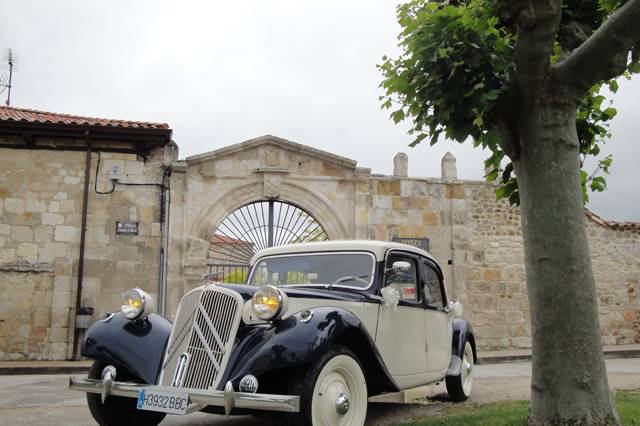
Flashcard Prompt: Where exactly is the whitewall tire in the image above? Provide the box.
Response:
[300,347,368,426]
[446,340,474,401]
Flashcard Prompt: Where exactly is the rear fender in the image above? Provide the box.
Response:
[446,318,477,377]
[82,312,172,384]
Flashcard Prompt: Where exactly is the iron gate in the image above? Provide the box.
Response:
[207,200,328,283]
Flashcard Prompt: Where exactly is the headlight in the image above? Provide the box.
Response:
[252,285,287,321]
[121,288,156,320]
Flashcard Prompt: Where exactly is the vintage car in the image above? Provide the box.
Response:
[69,240,476,426]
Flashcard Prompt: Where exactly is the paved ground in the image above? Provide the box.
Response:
[1,358,638,425]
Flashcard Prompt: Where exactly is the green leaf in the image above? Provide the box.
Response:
[602,107,617,120]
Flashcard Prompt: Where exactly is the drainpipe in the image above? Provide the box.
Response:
[158,167,171,315]
[72,131,92,359]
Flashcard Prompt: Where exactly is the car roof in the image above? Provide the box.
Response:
[250,240,437,264]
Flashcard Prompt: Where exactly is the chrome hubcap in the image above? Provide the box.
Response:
[335,392,350,416]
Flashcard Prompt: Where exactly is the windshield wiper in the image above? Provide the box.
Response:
[325,275,369,290]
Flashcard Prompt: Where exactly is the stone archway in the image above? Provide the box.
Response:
[180,180,350,290]
[207,199,329,283]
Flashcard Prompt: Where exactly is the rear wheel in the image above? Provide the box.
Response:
[445,340,474,401]
[86,361,166,426]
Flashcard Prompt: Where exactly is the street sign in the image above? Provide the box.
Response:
[392,237,429,252]
[116,221,139,235]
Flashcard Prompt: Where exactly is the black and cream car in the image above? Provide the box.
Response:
[70,241,476,426]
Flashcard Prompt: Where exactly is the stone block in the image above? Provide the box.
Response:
[54,192,67,200]
[33,308,51,328]
[47,342,68,360]
[51,291,71,308]
[0,248,16,263]
[505,310,525,324]
[25,199,47,213]
[0,224,10,236]
[445,185,465,199]
[422,211,439,226]
[408,197,430,210]
[59,200,76,213]
[17,243,39,263]
[376,180,401,196]
[140,207,155,223]
[48,201,60,213]
[53,276,72,293]
[4,198,25,214]
[39,242,66,263]
[623,310,637,322]
[48,327,68,343]
[151,222,161,237]
[356,179,369,193]
[34,226,54,243]
[392,197,409,210]
[12,226,34,242]
[42,213,65,226]
[63,176,82,185]
[54,225,78,242]
[483,269,502,281]
[373,196,391,209]
[50,308,69,327]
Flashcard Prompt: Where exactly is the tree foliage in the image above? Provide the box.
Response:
[379,0,638,204]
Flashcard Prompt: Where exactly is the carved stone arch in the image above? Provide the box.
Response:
[185,180,350,274]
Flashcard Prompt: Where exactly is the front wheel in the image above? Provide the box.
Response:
[298,346,368,426]
[86,361,166,426]
[445,340,474,401]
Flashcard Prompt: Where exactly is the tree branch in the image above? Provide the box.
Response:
[557,0,640,94]
[514,1,563,100]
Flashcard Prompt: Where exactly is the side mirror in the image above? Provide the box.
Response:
[388,260,412,273]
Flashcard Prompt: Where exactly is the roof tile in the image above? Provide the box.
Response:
[0,106,169,130]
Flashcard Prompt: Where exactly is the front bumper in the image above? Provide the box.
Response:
[69,376,300,415]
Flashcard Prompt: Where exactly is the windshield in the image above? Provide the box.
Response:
[248,252,375,289]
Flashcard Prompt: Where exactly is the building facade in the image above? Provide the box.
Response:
[0,107,638,360]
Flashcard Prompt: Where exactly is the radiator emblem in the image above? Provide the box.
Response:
[239,375,259,393]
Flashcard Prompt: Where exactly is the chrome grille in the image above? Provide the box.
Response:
[159,286,243,390]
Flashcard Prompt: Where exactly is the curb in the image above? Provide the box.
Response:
[0,362,91,376]
[2,348,639,375]
[477,348,640,365]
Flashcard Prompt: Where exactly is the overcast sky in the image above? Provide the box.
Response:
[1,0,638,221]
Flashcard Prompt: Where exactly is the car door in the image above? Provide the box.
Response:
[421,259,452,375]
[374,251,428,379]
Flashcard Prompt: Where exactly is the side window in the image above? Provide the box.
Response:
[384,255,419,302]
[422,263,444,310]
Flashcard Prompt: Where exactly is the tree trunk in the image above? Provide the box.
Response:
[514,99,620,425]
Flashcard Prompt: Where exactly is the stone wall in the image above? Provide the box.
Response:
[166,136,640,351]
[2,132,638,359]
[0,142,167,360]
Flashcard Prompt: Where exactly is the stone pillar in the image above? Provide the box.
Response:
[393,152,408,177]
[441,152,457,180]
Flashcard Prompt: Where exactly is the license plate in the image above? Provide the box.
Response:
[137,388,189,414]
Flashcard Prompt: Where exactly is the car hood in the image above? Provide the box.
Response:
[213,283,371,302]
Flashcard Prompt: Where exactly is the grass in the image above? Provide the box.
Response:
[401,390,640,425]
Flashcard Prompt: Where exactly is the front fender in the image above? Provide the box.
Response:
[82,312,172,384]
[223,306,398,393]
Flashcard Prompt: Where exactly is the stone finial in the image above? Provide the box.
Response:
[393,152,408,177]
[441,151,457,180]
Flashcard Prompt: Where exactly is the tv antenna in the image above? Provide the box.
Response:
[1,48,18,106]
